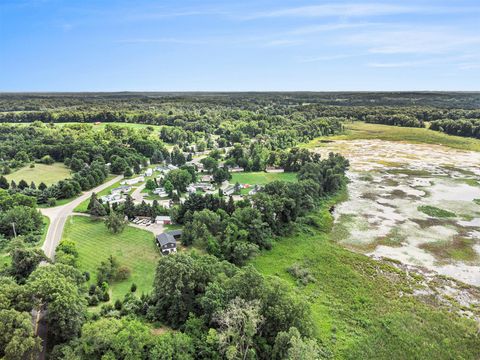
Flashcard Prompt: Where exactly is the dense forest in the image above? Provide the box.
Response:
[1,92,479,139]
[1,93,479,359]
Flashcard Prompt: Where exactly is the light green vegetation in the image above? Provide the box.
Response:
[418,205,456,218]
[6,162,71,186]
[304,122,480,152]
[251,192,479,359]
[420,237,478,263]
[62,216,159,301]
[230,171,297,185]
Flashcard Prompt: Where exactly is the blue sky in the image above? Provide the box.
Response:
[1,0,479,91]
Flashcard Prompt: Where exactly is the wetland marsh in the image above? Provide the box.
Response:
[317,139,480,285]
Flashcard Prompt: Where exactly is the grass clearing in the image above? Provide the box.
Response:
[418,205,456,218]
[251,192,480,359]
[304,122,480,152]
[6,162,71,186]
[61,216,160,301]
[230,171,297,185]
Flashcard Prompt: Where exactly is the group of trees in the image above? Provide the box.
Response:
[429,118,480,138]
[174,152,348,265]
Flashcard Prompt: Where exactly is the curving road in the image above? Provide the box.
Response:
[39,175,123,259]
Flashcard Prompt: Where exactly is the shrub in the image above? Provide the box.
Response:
[116,266,131,281]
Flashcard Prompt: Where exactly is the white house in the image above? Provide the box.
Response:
[121,176,145,186]
[187,185,196,194]
[100,193,124,204]
[155,215,172,225]
[144,168,153,177]
[153,187,168,197]
[111,185,131,195]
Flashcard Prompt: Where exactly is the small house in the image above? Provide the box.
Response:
[265,167,285,173]
[111,185,131,195]
[153,187,168,197]
[155,230,182,255]
[224,185,235,196]
[121,176,145,186]
[229,166,244,173]
[144,168,153,177]
[201,174,213,182]
[155,215,172,225]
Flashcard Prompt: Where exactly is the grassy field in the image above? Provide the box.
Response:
[304,122,480,152]
[62,216,159,301]
[231,171,297,185]
[251,191,480,359]
[6,162,71,186]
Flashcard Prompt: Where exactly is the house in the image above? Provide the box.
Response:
[265,167,285,173]
[153,187,168,197]
[193,182,214,191]
[144,168,153,177]
[167,164,178,171]
[121,176,145,186]
[155,215,172,225]
[229,166,244,172]
[187,185,196,194]
[100,193,124,204]
[224,185,235,196]
[111,185,131,195]
[201,174,213,182]
[155,165,169,173]
[155,230,182,255]
[249,185,262,195]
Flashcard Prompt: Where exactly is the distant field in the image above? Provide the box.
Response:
[304,122,480,152]
[62,216,159,301]
[231,171,297,185]
[6,162,70,186]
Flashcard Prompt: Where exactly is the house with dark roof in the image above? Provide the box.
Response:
[155,230,182,255]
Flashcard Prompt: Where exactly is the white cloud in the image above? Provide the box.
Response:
[243,3,480,20]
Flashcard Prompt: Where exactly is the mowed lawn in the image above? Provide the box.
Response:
[303,122,480,152]
[62,216,160,301]
[231,171,297,185]
[6,162,71,186]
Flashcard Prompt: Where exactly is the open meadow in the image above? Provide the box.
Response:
[6,162,71,186]
[61,216,159,301]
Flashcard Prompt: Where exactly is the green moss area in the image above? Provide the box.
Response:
[251,193,479,359]
[61,216,159,302]
[420,237,478,263]
[418,205,456,218]
[303,122,480,152]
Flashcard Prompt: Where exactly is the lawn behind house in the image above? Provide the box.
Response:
[62,216,160,301]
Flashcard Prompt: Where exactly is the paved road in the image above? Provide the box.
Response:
[39,175,123,259]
